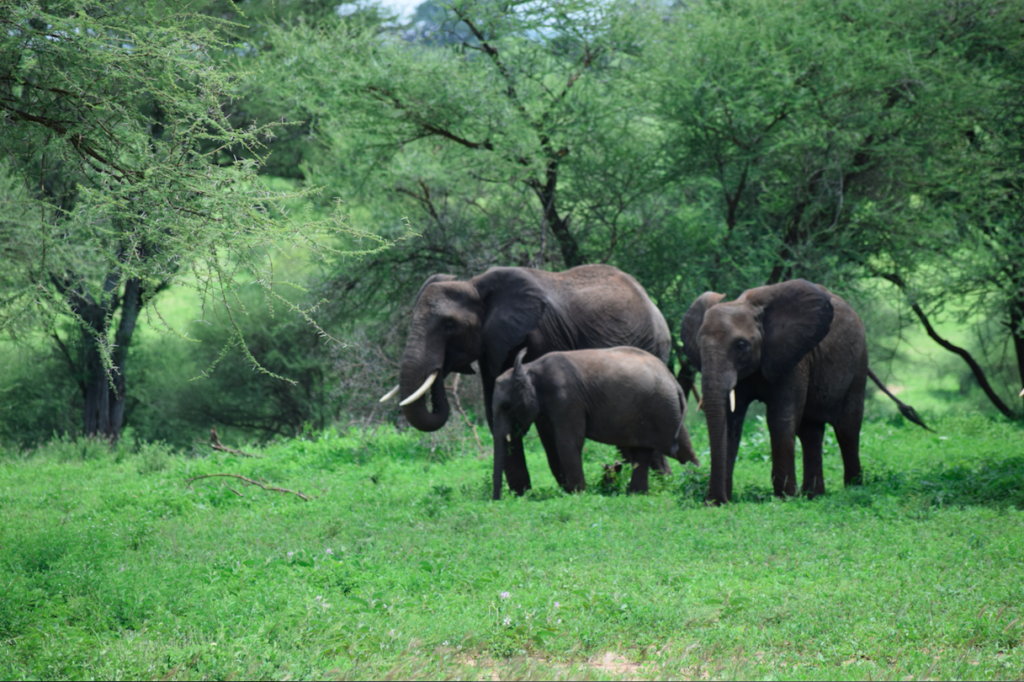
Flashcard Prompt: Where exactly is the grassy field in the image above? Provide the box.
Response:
[2,415,1024,680]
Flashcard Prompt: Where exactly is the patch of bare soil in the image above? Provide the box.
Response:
[586,652,641,676]
[457,650,648,680]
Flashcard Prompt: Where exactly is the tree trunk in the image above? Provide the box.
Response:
[79,276,144,441]
[533,157,584,268]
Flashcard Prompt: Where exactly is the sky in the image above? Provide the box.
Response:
[377,0,423,19]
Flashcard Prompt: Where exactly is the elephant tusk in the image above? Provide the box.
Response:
[730,390,736,413]
[379,384,400,403]
[506,434,511,443]
[1019,387,1024,397]
[399,371,438,406]
[697,397,703,412]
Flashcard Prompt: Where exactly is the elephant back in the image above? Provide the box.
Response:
[536,265,671,363]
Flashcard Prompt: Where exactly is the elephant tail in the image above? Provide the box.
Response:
[867,367,932,431]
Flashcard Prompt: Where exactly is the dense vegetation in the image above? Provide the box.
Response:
[2,0,1023,447]
[4,3,1024,680]
[2,416,1023,679]
[2,5,1023,681]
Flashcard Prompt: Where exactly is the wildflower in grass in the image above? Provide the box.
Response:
[554,601,560,608]
[500,591,510,600]
[503,616,512,626]
[326,548,334,555]
[287,551,294,558]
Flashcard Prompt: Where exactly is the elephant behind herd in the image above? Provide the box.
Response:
[382,264,927,504]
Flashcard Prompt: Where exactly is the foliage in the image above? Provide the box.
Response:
[1,415,1023,679]
[651,0,1024,407]
[264,0,673,323]
[0,339,81,446]
[202,0,399,179]
[250,0,1024,408]
[164,284,336,442]
[0,0,387,439]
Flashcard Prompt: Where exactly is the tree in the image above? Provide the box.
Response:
[653,0,1024,415]
[0,0,375,441]
[884,12,1024,417]
[201,0,397,179]
[265,0,670,313]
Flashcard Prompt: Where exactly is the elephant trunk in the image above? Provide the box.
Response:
[400,375,450,432]
[493,425,509,500]
[702,368,736,505]
[399,335,451,432]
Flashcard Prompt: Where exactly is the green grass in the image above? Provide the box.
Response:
[2,416,1024,680]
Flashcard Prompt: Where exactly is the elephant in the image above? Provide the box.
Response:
[491,347,699,499]
[681,278,927,505]
[382,264,673,495]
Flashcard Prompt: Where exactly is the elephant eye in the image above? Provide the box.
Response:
[734,339,750,352]
[441,318,458,334]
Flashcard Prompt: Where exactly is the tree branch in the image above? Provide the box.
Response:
[208,425,258,458]
[880,273,1017,418]
[1,105,133,182]
[185,473,309,500]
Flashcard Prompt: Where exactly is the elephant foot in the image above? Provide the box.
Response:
[801,477,826,499]
[509,483,531,496]
[771,475,797,498]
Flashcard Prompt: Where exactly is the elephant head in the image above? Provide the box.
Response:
[491,349,541,498]
[389,269,547,432]
[681,279,834,503]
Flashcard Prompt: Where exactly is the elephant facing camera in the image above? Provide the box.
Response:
[682,278,928,505]
[490,347,700,500]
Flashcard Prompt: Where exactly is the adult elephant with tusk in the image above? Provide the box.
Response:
[682,279,928,506]
[383,264,672,496]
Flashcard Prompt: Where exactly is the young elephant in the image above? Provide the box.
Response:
[490,347,699,500]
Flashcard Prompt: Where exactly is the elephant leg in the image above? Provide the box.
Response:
[505,433,532,496]
[553,424,586,493]
[535,418,567,489]
[766,411,799,498]
[725,401,750,501]
[834,412,864,486]
[482,372,496,428]
[797,420,826,498]
[627,448,653,494]
[651,452,672,476]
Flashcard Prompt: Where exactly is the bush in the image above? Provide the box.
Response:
[0,342,82,447]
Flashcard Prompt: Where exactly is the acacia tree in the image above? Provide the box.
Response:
[0,0,374,441]
[653,0,1024,415]
[265,0,671,308]
[889,18,1024,417]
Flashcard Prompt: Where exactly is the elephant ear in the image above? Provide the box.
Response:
[512,348,530,389]
[745,279,834,383]
[681,291,726,372]
[473,268,547,377]
[412,273,458,306]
